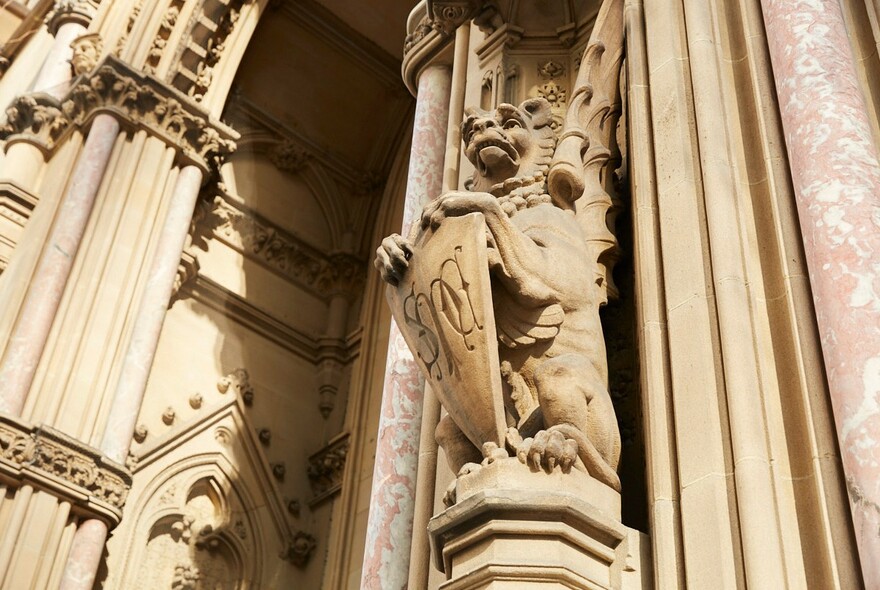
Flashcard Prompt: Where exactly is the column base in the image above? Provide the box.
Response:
[428,458,648,589]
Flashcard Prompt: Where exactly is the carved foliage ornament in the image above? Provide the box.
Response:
[202,195,365,299]
[282,531,317,567]
[0,55,237,172]
[0,415,131,523]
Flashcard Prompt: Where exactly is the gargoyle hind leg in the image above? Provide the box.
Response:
[534,353,622,491]
[435,414,482,475]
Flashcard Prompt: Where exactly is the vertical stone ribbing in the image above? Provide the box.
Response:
[760,1,880,586]
[58,164,204,590]
[0,114,120,416]
[101,164,203,463]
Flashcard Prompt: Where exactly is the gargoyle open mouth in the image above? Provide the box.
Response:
[473,136,519,176]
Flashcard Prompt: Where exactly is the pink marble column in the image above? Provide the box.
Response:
[59,165,204,590]
[760,1,880,586]
[58,519,108,590]
[101,165,203,463]
[360,64,451,590]
[0,114,120,416]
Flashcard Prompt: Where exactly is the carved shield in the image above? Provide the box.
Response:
[388,213,507,449]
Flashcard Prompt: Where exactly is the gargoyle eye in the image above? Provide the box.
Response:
[503,119,521,129]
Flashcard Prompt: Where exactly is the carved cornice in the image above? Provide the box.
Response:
[198,192,366,300]
[307,432,349,507]
[0,414,131,526]
[176,271,362,364]
[224,96,365,185]
[0,55,237,173]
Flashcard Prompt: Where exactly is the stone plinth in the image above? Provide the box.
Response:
[429,458,646,589]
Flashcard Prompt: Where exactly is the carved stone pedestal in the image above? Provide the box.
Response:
[428,458,647,589]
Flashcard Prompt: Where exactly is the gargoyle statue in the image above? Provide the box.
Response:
[375,97,621,491]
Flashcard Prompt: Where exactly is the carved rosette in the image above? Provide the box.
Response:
[0,414,131,526]
[0,55,237,173]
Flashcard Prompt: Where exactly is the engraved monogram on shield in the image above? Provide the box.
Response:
[402,246,485,383]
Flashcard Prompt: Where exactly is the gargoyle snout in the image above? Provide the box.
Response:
[470,117,498,135]
[473,117,498,131]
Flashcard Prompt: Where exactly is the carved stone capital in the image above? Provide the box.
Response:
[46,0,101,35]
[0,55,237,173]
[0,414,132,526]
[402,1,474,94]
[427,0,475,35]
[197,193,365,300]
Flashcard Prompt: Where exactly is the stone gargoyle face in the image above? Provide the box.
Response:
[461,98,555,194]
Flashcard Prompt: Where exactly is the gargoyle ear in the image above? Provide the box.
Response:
[519,98,552,126]
[461,106,483,141]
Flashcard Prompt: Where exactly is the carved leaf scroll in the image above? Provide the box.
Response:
[547,0,625,304]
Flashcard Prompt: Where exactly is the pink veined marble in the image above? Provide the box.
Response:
[0,114,120,416]
[761,1,880,586]
[60,165,205,590]
[59,519,108,590]
[361,64,451,590]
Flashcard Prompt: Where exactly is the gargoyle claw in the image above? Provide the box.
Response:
[511,429,578,473]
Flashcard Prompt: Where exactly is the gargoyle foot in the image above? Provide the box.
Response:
[444,461,482,507]
[506,427,577,473]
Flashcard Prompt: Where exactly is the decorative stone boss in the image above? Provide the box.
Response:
[375,94,621,503]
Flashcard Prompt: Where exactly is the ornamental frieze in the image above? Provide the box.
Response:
[0,415,132,526]
[0,55,237,172]
[198,194,365,299]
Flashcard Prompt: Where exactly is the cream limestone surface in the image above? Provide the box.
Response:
[0,0,874,589]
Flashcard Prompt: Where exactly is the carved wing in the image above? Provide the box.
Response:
[547,0,625,305]
[495,290,564,349]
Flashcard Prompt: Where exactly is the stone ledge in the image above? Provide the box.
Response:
[429,458,637,589]
[0,413,131,527]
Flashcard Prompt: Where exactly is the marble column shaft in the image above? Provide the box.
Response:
[360,64,451,590]
[0,113,120,416]
[101,165,203,463]
[760,1,880,585]
[59,165,204,590]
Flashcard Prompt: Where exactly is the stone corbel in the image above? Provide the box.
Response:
[0,55,238,174]
[0,414,131,527]
[306,432,349,507]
